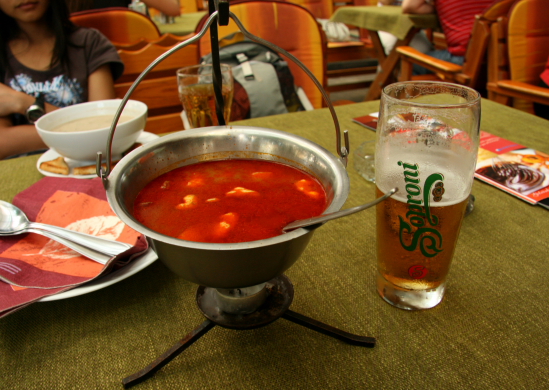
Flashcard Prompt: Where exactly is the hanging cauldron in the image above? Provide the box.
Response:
[98,5,352,290]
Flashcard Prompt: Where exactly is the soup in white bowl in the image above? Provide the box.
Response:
[51,114,134,133]
[35,99,148,162]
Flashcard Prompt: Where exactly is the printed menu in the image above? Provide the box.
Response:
[475,131,549,209]
[352,113,378,131]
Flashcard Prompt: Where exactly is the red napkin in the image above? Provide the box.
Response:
[0,177,148,317]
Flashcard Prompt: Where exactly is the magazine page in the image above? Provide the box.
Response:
[352,112,378,131]
[475,131,549,205]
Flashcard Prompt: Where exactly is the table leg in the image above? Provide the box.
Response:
[366,28,420,101]
[368,30,386,64]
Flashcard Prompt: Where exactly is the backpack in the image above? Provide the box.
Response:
[201,38,306,121]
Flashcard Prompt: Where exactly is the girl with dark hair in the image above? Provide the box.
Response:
[0,0,124,159]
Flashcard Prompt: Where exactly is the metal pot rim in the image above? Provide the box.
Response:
[104,125,350,250]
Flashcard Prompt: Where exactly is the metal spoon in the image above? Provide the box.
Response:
[0,200,132,258]
[12,227,111,265]
[283,187,398,232]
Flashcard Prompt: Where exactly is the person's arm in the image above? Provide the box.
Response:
[142,0,181,16]
[87,64,116,101]
[402,0,434,14]
[0,63,115,159]
[0,83,54,159]
[0,63,116,159]
[0,118,47,159]
[0,83,56,118]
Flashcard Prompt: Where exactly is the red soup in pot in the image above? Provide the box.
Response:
[133,159,328,243]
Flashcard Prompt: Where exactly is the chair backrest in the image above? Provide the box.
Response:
[116,40,200,133]
[284,0,333,19]
[113,32,195,51]
[488,0,549,112]
[70,7,161,45]
[506,0,549,85]
[458,0,519,87]
[482,0,519,20]
[196,0,327,109]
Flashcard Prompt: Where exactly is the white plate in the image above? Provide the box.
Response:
[39,248,158,302]
[36,132,159,179]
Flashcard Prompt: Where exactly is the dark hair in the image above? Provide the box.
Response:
[0,0,79,77]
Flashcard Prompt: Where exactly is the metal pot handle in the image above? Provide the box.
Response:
[98,10,350,187]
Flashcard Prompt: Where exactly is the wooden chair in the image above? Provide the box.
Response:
[487,0,549,114]
[325,41,378,94]
[286,0,378,94]
[116,40,200,134]
[395,0,519,93]
[70,7,161,46]
[113,33,195,51]
[288,0,332,19]
[196,0,327,109]
[147,0,200,21]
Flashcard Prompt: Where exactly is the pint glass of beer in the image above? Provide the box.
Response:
[375,81,480,310]
[177,64,234,128]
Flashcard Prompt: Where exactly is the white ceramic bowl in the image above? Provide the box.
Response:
[35,99,148,162]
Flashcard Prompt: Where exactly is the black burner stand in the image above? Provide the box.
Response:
[122,275,375,388]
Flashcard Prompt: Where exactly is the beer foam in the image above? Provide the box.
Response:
[376,147,474,207]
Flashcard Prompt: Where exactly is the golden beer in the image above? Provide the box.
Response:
[376,186,467,292]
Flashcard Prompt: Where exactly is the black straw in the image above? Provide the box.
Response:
[208,0,226,126]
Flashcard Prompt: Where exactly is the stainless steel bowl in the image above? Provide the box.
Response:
[104,125,349,289]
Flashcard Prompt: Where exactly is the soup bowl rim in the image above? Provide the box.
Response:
[104,125,350,251]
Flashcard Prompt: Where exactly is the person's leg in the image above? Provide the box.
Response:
[412,50,464,75]
[533,79,549,120]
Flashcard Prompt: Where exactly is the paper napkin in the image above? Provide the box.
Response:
[0,177,148,317]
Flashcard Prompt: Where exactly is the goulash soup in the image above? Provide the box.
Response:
[133,159,328,243]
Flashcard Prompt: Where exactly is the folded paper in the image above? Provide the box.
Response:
[0,177,148,317]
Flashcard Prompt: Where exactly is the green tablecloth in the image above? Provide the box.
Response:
[2,100,549,389]
[156,11,207,36]
[331,5,439,40]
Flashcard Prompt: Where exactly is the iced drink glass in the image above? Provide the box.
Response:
[177,64,234,128]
